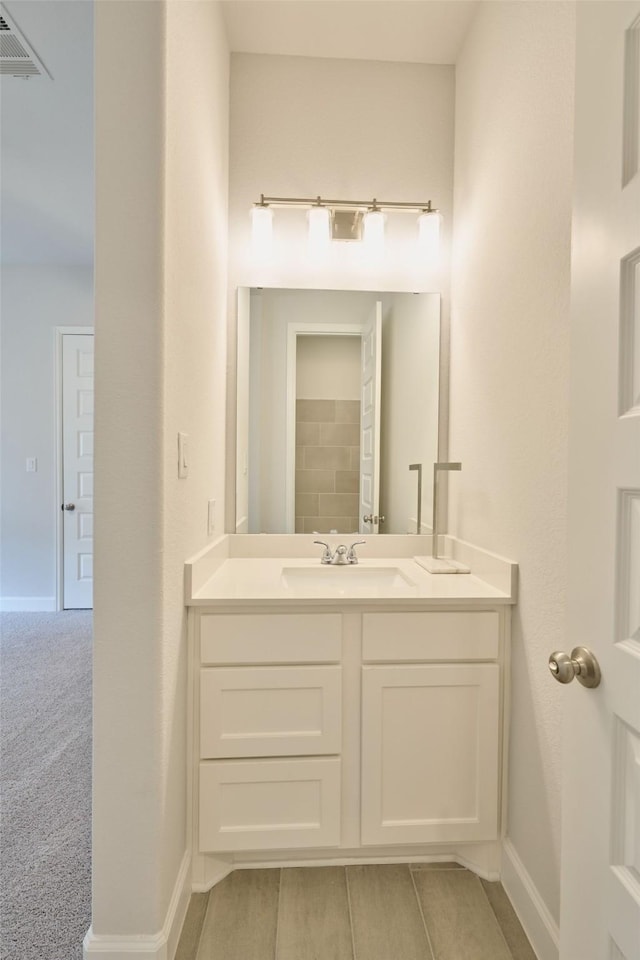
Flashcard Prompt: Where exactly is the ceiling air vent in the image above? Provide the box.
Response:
[0,4,51,80]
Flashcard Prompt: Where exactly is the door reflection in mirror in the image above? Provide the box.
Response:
[236,288,440,534]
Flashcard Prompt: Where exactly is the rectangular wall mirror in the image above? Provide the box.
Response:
[235,287,440,535]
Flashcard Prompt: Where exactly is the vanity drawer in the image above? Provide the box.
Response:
[199,757,341,852]
[362,611,499,662]
[200,613,342,665]
[200,665,342,758]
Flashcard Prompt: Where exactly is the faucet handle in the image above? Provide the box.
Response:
[348,540,366,564]
[313,540,333,564]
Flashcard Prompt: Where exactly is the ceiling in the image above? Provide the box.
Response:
[221,1,478,65]
[0,0,478,267]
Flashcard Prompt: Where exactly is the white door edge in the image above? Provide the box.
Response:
[55,327,94,611]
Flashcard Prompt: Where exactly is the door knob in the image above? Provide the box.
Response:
[548,646,601,688]
[63,503,76,511]
[363,515,385,524]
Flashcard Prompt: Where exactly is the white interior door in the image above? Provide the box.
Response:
[561,5,640,959]
[360,301,382,534]
[62,333,94,609]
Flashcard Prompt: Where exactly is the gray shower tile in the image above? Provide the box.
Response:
[296,470,335,493]
[296,422,320,445]
[413,869,511,960]
[347,864,433,960]
[295,493,319,517]
[305,446,351,471]
[318,493,359,517]
[480,880,537,960]
[320,422,360,446]
[196,869,279,960]
[297,399,336,422]
[276,867,353,960]
[335,471,359,494]
[335,400,360,423]
[175,893,209,960]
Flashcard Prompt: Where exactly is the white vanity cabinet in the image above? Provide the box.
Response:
[360,610,501,846]
[192,603,508,864]
[197,613,343,852]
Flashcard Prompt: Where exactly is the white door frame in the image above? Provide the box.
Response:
[285,321,366,533]
[55,326,94,611]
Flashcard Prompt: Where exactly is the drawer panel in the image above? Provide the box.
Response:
[200,665,342,758]
[199,757,341,852]
[200,613,342,665]
[362,611,499,662]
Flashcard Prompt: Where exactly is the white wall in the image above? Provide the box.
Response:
[0,265,93,608]
[226,53,455,529]
[450,0,576,939]
[91,0,228,950]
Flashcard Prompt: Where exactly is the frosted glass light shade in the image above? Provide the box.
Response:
[417,210,442,262]
[250,205,273,257]
[363,209,385,256]
[307,205,331,251]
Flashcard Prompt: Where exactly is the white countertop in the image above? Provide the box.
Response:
[188,555,515,608]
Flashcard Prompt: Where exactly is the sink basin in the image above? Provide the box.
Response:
[281,565,417,597]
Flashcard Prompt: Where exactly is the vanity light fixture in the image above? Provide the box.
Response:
[362,203,386,257]
[307,200,332,253]
[417,207,442,261]
[250,198,274,259]
[250,194,441,260]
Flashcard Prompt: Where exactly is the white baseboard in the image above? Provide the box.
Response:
[501,839,560,960]
[0,596,56,612]
[83,852,191,960]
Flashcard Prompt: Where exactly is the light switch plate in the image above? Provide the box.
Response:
[207,499,216,536]
[178,433,189,479]
[26,457,37,473]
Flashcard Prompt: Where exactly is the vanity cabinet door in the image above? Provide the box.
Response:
[361,663,500,846]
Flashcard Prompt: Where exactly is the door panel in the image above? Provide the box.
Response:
[562,5,640,957]
[62,334,94,609]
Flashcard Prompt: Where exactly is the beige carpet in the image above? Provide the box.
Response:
[0,611,92,960]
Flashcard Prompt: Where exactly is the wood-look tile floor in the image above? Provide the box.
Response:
[177,863,538,960]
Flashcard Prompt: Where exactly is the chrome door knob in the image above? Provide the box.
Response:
[63,503,76,511]
[548,646,601,688]
[363,515,385,524]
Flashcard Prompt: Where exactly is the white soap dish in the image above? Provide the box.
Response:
[414,556,470,575]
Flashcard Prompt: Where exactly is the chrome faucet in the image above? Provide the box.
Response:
[314,541,334,564]
[314,540,367,565]
[347,540,366,564]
